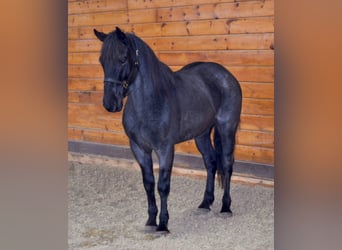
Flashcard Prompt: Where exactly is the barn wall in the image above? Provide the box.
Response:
[68,0,274,165]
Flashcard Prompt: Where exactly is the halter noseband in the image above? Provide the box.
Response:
[104,78,129,89]
[104,43,139,95]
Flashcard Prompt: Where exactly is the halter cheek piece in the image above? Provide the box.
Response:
[104,48,139,96]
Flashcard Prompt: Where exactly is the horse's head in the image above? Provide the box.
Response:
[94,27,138,112]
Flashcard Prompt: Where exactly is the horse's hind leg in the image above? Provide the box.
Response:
[215,120,239,215]
[130,140,158,227]
[195,127,217,210]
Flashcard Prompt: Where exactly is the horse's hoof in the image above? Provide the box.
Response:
[198,202,211,210]
[156,224,169,233]
[219,210,233,218]
[145,219,157,227]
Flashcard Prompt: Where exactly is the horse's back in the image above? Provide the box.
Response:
[177,62,241,104]
[177,62,242,124]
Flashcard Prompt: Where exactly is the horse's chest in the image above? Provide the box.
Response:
[123,112,169,149]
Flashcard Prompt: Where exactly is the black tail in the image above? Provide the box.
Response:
[214,128,224,188]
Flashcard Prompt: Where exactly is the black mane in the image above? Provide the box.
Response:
[126,33,176,94]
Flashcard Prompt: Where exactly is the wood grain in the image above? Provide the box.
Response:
[68,50,273,66]
[69,17,274,38]
[68,33,274,52]
[68,0,128,15]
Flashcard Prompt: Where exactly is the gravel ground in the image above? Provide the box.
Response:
[68,154,274,250]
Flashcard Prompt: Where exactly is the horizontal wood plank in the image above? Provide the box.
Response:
[130,17,274,36]
[128,8,159,24]
[68,10,128,27]
[68,98,274,132]
[68,126,273,164]
[69,117,274,148]
[68,103,125,131]
[82,129,130,146]
[175,139,274,164]
[169,65,274,82]
[68,127,83,141]
[68,79,273,99]
[242,98,274,115]
[240,114,274,132]
[144,33,274,51]
[68,78,102,91]
[68,91,102,104]
[237,130,273,148]
[235,144,274,164]
[69,17,274,38]
[127,0,253,10]
[69,99,274,131]
[158,50,274,66]
[68,33,274,52]
[68,102,274,148]
[68,64,274,82]
[68,1,274,26]
[68,103,122,119]
[68,93,273,116]
[69,50,273,66]
[68,65,103,78]
[240,82,273,99]
[68,24,133,40]
[68,0,128,15]
[68,94,274,132]
[157,1,274,22]
[213,66,273,82]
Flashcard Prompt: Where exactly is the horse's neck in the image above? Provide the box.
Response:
[126,39,175,114]
[128,71,162,112]
[135,50,171,95]
[126,64,173,121]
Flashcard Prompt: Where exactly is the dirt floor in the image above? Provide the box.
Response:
[68,153,274,250]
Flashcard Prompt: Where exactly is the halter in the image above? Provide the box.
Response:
[104,37,139,96]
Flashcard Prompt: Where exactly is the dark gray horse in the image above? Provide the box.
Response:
[94,27,242,232]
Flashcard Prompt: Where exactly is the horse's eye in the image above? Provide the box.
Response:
[119,56,128,64]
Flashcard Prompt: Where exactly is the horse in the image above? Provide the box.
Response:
[94,27,242,232]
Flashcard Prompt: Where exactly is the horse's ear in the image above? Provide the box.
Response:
[94,29,107,42]
[115,27,128,45]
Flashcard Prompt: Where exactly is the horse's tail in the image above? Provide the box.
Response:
[214,128,224,189]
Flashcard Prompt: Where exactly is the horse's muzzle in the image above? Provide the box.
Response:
[103,102,123,113]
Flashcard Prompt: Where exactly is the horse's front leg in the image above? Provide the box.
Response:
[156,145,174,232]
[130,140,158,227]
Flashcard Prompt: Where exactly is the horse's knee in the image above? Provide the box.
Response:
[223,155,234,169]
[202,154,216,173]
[157,181,170,197]
[157,165,172,191]
[143,180,154,194]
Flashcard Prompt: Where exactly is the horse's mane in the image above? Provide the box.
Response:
[126,33,176,96]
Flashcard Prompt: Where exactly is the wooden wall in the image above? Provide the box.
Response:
[68,0,274,165]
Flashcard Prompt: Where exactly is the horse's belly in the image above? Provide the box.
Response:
[175,88,217,142]
[177,111,215,142]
